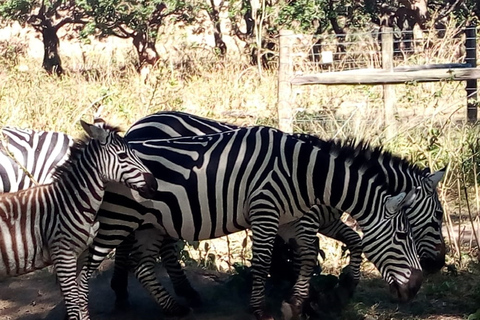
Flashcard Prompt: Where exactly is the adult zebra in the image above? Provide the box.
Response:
[0,113,444,318]
[124,112,445,273]
[111,111,445,309]
[78,122,424,320]
[0,120,157,320]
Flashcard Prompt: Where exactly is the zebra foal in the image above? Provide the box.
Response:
[0,120,157,320]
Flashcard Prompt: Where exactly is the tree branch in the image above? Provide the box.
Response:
[54,17,88,31]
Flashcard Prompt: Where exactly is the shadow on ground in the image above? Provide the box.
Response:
[0,260,479,320]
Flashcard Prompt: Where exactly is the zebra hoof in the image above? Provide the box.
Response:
[163,304,192,318]
[280,296,303,320]
[337,270,358,299]
[114,297,131,311]
[255,313,275,320]
[175,286,203,308]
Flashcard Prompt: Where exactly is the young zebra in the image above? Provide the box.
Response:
[110,111,445,308]
[78,124,424,320]
[0,120,157,320]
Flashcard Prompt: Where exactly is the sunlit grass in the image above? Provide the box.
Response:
[1,23,480,319]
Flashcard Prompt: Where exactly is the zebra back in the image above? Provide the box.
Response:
[0,127,74,192]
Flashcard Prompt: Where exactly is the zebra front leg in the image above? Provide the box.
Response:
[77,244,115,318]
[249,212,279,320]
[309,218,362,313]
[160,237,202,307]
[110,233,136,308]
[133,253,191,317]
[51,248,84,320]
[320,219,362,292]
[280,213,320,320]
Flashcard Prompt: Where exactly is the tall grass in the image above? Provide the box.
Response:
[0,22,479,276]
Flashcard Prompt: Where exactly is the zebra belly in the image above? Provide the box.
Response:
[0,231,50,277]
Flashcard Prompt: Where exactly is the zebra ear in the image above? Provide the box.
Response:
[80,120,108,143]
[426,167,446,189]
[385,192,407,215]
[385,188,418,215]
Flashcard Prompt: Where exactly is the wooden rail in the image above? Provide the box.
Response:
[276,24,479,133]
[290,67,480,86]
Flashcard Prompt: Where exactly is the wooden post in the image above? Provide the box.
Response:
[466,24,477,123]
[277,29,294,132]
[382,27,396,139]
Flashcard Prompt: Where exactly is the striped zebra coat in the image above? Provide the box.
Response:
[111,111,444,312]
[78,123,423,320]
[0,121,157,320]
[0,113,444,319]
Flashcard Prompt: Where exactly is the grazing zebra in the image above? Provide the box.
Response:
[0,120,157,320]
[111,111,445,308]
[76,123,424,320]
[0,112,445,317]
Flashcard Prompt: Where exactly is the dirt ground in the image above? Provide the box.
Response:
[0,260,257,320]
[0,259,478,320]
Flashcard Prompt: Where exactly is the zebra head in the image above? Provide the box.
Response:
[405,167,446,274]
[362,188,423,302]
[80,120,157,199]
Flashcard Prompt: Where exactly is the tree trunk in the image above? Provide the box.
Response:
[132,31,160,69]
[41,19,63,75]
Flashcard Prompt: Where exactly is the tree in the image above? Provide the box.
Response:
[0,0,87,75]
[77,0,196,71]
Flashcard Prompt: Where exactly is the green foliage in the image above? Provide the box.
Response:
[77,0,196,40]
[276,0,326,33]
[0,0,35,22]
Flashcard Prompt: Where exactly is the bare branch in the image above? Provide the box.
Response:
[54,17,88,31]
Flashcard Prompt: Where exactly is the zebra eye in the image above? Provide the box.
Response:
[435,210,444,220]
[118,152,128,160]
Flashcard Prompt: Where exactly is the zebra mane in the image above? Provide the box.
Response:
[93,118,123,133]
[50,122,122,180]
[50,139,87,181]
[292,133,428,178]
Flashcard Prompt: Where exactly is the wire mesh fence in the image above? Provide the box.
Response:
[282,25,478,139]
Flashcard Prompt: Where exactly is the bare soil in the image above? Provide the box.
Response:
[0,260,479,320]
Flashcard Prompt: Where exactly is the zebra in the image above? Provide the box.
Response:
[0,126,74,192]
[0,112,444,317]
[0,120,157,320]
[110,111,445,307]
[76,123,424,320]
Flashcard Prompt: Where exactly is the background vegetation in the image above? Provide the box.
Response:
[0,0,480,319]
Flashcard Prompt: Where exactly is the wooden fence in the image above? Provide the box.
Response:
[277,26,479,136]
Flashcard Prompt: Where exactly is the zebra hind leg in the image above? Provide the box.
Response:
[110,234,136,309]
[133,254,191,317]
[159,237,202,307]
[282,216,320,320]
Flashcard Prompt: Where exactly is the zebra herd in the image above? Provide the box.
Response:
[0,111,446,320]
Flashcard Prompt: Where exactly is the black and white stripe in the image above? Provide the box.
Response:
[111,112,444,309]
[0,112,445,319]
[77,123,423,320]
[0,121,157,320]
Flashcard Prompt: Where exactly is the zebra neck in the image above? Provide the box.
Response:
[310,150,389,225]
[46,154,105,224]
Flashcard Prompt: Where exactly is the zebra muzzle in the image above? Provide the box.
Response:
[420,243,446,275]
[136,173,158,199]
[389,268,423,302]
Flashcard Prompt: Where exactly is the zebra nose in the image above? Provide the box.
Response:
[137,173,157,199]
[420,244,446,274]
[389,268,423,302]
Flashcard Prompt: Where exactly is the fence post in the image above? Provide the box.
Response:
[277,29,294,133]
[382,27,396,139]
[466,24,477,123]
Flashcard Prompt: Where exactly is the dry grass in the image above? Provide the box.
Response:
[1,22,480,319]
